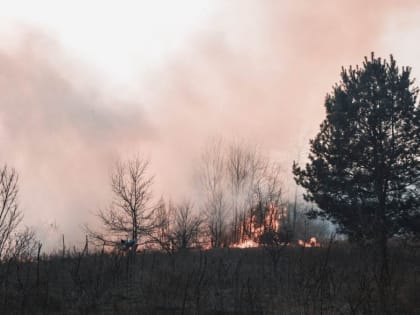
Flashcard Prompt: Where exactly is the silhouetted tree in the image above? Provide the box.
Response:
[88,157,156,250]
[152,200,202,252]
[0,165,22,259]
[169,201,202,250]
[293,53,420,280]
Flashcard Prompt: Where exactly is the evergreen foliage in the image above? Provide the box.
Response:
[294,53,420,242]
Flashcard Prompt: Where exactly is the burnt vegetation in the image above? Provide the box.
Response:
[0,54,419,314]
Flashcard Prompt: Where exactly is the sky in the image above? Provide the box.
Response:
[1,0,420,248]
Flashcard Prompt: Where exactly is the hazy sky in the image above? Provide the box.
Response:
[1,0,420,248]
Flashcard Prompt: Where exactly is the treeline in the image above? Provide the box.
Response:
[0,141,325,265]
[86,139,327,254]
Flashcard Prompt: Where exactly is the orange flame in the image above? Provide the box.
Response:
[297,237,320,248]
[231,239,259,248]
[230,203,285,248]
[201,204,321,249]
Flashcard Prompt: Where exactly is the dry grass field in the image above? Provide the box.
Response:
[1,242,419,314]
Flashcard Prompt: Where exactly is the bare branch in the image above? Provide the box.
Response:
[87,156,157,251]
[0,165,22,259]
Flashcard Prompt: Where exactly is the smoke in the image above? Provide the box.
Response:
[0,32,155,248]
[0,1,419,248]
[143,0,420,178]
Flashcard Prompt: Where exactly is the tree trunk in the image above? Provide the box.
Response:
[376,228,390,314]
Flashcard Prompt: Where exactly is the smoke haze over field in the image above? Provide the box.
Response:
[1,0,420,248]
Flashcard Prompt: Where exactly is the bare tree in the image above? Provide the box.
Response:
[153,200,203,252]
[173,201,201,249]
[197,139,283,247]
[195,139,289,247]
[8,227,40,261]
[199,139,229,248]
[153,197,171,251]
[0,165,22,259]
[254,163,284,231]
[170,201,202,250]
[226,141,253,243]
[204,191,228,247]
[88,157,156,251]
[226,141,270,243]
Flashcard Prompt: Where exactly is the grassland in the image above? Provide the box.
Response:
[1,242,419,314]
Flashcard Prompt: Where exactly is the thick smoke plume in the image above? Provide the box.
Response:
[0,1,419,248]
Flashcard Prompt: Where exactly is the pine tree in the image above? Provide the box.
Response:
[293,53,420,248]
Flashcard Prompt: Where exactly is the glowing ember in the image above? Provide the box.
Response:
[231,239,259,248]
[297,237,320,247]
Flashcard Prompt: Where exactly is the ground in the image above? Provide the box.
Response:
[1,242,419,314]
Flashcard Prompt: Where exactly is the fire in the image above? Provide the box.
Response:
[230,203,285,248]
[231,239,259,248]
[200,203,322,250]
[228,204,321,249]
[297,237,320,248]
